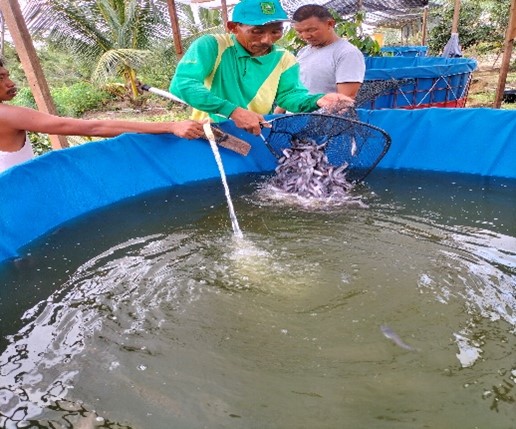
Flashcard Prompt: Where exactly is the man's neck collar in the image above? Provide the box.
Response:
[313,33,340,48]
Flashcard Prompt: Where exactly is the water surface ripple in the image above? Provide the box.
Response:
[1,171,515,428]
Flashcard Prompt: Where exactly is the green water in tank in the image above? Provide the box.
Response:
[0,170,514,429]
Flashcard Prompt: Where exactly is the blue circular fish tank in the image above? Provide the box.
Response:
[361,56,477,109]
[0,108,515,428]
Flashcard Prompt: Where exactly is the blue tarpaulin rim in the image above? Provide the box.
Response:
[365,57,477,80]
[380,46,429,53]
[0,108,514,264]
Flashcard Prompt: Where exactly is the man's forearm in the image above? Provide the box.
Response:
[336,82,361,99]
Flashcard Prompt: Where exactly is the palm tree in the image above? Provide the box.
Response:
[175,1,224,47]
[23,0,171,100]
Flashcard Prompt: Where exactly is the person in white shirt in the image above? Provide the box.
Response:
[0,59,205,174]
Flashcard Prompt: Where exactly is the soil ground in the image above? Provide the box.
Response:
[466,54,516,108]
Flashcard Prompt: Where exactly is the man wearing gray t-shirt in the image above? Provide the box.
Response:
[294,4,365,97]
[276,4,364,115]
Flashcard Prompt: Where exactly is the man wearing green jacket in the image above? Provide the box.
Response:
[170,0,353,136]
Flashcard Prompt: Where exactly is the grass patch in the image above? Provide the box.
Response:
[466,59,516,108]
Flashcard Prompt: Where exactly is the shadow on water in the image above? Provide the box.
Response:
[0,170,515,428]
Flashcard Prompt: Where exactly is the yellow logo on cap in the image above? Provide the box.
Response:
[260,1,275,14]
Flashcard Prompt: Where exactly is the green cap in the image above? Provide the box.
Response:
[231,0,289,26]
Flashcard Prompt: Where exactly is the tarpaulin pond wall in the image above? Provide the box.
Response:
[361,56,478,109]
[0,107,514,263]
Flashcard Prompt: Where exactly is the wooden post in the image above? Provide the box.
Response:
[451,0,460,34]
[0,0,68,149]
[166,0,184,58]
[0,11,5,57]
[357,0,363,34]
[421,5,428,46]
[494,0,516,108]
[220,0,229,29]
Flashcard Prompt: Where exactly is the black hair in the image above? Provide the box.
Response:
[0,59,4,67]
[292,4,333,22]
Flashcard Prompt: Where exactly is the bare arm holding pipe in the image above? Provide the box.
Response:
[0,104,204,150]
[0,62,205,154]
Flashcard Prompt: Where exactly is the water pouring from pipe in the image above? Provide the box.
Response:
[203,122,243,239]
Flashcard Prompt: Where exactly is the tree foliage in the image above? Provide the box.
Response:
[159,2,225,70]
[23,0,171,99]
[176,2,224,45]
[21,0,226,98]
[280,11,380,56]
[428,0,511,55]
[334,11,380,55]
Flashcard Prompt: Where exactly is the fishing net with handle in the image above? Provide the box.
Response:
[261,110,391,183]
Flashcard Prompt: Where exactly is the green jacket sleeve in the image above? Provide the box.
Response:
[169,36,238,118]
[275,62,323,113]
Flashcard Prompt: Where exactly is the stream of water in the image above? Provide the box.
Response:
[205,125,243,238]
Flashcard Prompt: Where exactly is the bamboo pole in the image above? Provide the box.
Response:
[494,0,516,108]
[421,5,428,46]
[0,11,4,58]
[357,0,363,34]
[220,0,229,29]
[166,0,184,58]
[451,0,460,34]
[0,0,68,149]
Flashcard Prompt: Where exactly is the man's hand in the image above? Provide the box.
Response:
[229,107,266,135]
[316,93,355,113]
[170,120,205,139]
